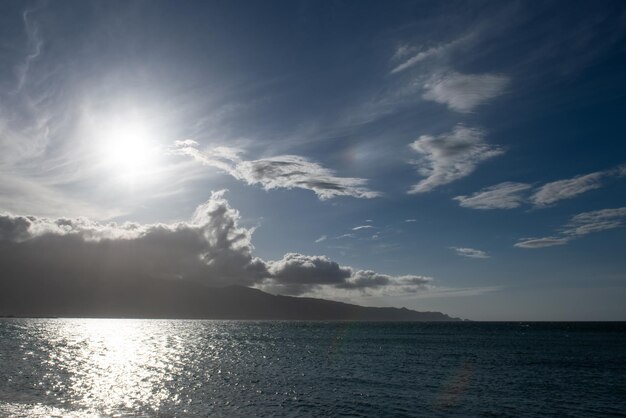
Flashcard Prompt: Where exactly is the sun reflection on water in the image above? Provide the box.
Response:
[47,319,183,416]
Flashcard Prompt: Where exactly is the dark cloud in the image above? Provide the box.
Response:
[0,191,431,297]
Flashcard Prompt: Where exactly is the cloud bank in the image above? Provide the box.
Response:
[171,141,380,200]
[408,125,504,193]
[0,191,431,297]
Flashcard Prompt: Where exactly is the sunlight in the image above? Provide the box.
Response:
[54,319,177,415]
[103,121,157,184]
[98,117,160,186]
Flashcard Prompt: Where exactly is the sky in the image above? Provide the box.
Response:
[1,0,625,320]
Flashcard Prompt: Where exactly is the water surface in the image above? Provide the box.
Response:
[1,320,624,417]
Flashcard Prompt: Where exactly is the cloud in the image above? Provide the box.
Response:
[405,219,416,223]
[514,237,570,249]
[171,141,380,200]
[263,262,432,296]
[336,233,356,239]
[454,182,532,209]
[352,225,374,231]
[266,253,352,294]
[12,9,45,92]
[0,191,432,297]
[0,190,268,286]
[390,43,448,74]
[457,164,626,210]
[338,270,432,291]
[562,207,626,237]
[314,235,327,243]
[515,207,626,248]
[408,125,504,193]
[530,167,625,207]
[451,247,490,259]
[390,32,476,74]
[422,72,509,113]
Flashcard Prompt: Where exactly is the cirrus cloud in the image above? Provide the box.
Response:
[422,71,509,113]
[408,125,504,193]
[450,247,490,259]
[454,182,532,210]
[171,141,380,200]
[515,207,626,249]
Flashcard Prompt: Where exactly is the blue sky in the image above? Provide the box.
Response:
[1,0,626,320]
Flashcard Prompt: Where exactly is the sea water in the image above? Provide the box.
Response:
[0,319,624,417]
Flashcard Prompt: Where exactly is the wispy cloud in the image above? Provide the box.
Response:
[314,235,327,243]
[515,207,626,248]
[457,164,626,210]
[405,219,417,223]
[391,42,450,74]
[408,125,504,193]
[514,236,570,249]
[171,140,381,200]
[450,247,490,259]
[531,166,626,207]
[389,30,477,75]
[336,233,356,240]
[422,71,509,113]
[352,225,374,231]
[15,9,44,92]
[563,207,626,237]
[454,182,532,210]
[410,285,503,299]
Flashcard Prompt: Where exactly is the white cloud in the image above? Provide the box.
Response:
[390,34,474,74]
[562,207,626,237]
[515,207,626,249]
[457,164,626,210]
[336,233,356,239]
[171,142,380,200]
[514,237,570,249]
[422,71,509,113]
[352,225,374,231]
[405,219,417,223]
[531,171,609,207]
[533,164,626,207]
[408,125,504,193]
[314,235,327,243]
[391,44,447,74]
[15,10,44,92]
[451,247,490,259]
[454,182,532,209]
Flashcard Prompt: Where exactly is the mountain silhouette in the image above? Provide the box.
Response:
[0,274,460,321]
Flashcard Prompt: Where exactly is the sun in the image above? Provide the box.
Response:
[100,119,160,186]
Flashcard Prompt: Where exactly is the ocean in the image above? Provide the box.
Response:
[0,319,624,417]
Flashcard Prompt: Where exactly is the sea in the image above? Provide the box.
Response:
[0,320,624,417]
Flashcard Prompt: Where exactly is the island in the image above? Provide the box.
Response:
[0,274,460,321]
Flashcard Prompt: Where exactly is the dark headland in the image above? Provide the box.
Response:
[0,274,460,321]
